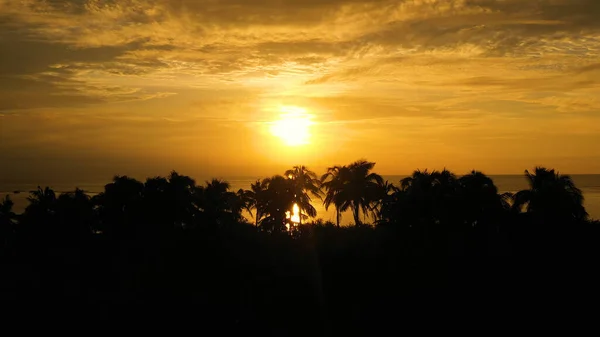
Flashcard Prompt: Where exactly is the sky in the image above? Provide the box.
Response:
[1,0,600,183]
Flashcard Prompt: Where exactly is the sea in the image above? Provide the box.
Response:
[2,175,599,224]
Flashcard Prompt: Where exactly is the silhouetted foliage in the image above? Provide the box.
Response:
[55,188,95,240]
[321,160,384,226]
[196,178,247,228]
[321,165,351,227]
[21,186,58,240]
[254,175,296,232]
[285,165,322,223]
[94,176,144,239]
[2,162,598,334]
[512,167,588,224]
[0,195,16,251]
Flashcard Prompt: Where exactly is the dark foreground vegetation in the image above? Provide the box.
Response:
[1,160,598,334]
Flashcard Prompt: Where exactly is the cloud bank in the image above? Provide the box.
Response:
[1,0,600,175]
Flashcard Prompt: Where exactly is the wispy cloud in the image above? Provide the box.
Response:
[1,0,600,174]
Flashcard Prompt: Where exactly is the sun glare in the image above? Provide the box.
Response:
[269,106,313,146]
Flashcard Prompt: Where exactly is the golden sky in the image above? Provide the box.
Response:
[1,0,600,182]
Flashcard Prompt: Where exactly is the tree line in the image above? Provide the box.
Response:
[0,160,598,335]
[0,159,592,239]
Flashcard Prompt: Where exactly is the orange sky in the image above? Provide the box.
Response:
[1,0,600,183]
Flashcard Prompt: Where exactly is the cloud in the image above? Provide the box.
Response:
[1,1,600,169]
[2,0,600,179]
[576,62,600,74]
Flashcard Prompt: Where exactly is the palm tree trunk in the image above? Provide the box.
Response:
[336,208,340,228]
[353,203,361,226]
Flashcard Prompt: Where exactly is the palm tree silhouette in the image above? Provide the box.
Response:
[512,167,587,224]
[141,172,197,232]
[143,176,171,226]
[55,188,95,238]
[0,195,15,220]
[196,179,245,226]
[458,171,511,227]
[20,186,58,240]
[248,179,268,227]
[432,169,459,224]
[235,188,255,222]
[375,182,404,226]
[399,170,437,224]
[27,186,57,211]
[252,175,318,232]
[321,165,351,227]
[0,195,16,249]
[285,165,322,224]
[25,186,57,220]
[94,176,144,238]
[255,175,293,232]
[167,171,197,227]
[371,180,397,222]
[196,179,229,222]
[400,169,459,225]
[326,160,384,226]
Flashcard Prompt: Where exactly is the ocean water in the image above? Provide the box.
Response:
[1,175,599,224]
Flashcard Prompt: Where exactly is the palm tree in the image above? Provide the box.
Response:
[100,176,144,213]
[375,183,405,226]
[143,176,171,225]
[372,180,397,222]
[0,195,16,248]
[0,195,15,220]
[255,175,294,232]
[432,169,459,224]
[55,188,94,238]
[140,172,197,231]
[251,175,318,232]
[167,171,197,227]
[95,176,144,238]
[196,179,245,226]
[399,170,437,224]
[512,167,587,224]
[196,179,229,221]
[399,169,459,225]
[27,186,57,210]
[20,186,58,239]
[457,171,510,226]
[285,165,322,224]
[248,179,268,227]
[25,186,57,220]
[321,165,350,227]
[324,160,383,226]
[235,188,255,220]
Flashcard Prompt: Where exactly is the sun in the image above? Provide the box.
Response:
[269,106,313,146]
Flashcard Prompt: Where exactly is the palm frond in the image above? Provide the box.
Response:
[512,190,532,213]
